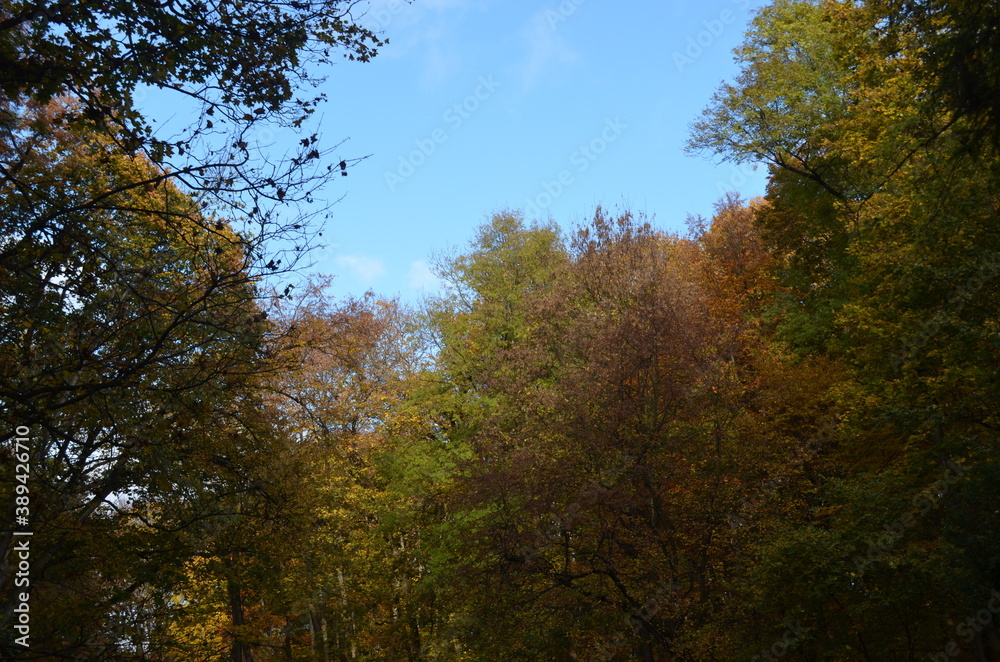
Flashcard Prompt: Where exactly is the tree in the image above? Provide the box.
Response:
[687,0,859,201]
[0,2,389,656]
[0,0,383,207]
[687,1,1000,658]
[0,99,299,660]
[867,0,1000,150]
[175,281,446,662]
[412,205,833,661]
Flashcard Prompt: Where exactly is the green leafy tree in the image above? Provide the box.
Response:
[0,99,300,660]
[688,1,1000,659]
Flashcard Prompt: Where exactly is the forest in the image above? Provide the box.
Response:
[1,0,999,660]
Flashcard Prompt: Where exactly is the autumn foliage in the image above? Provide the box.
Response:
[3,0,1000,661]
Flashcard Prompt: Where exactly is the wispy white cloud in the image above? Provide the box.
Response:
[336,255,387,282]
[366,1,472,48]
[363,0,484,91]
[406,260,442,292]
[518,11,580,91]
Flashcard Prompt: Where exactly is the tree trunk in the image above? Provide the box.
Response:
[309,603,327,662]
[228,578,254,662]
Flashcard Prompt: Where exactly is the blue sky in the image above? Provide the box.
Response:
[151,0,772,301]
